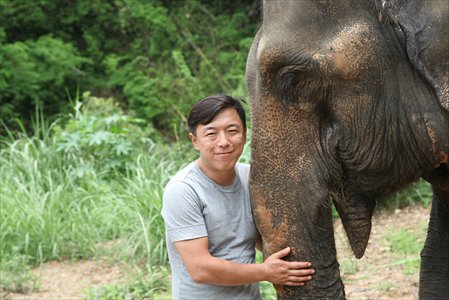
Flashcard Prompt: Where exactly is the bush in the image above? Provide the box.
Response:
[0,33,89,132]
[52,92,154,178]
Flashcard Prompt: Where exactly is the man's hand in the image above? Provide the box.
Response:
[262,247,314,286]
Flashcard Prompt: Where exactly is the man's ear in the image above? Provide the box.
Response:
[189,132,199,150]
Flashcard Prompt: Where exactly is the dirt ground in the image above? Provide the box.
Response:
[3,205,429,300]
[2,260,128,300]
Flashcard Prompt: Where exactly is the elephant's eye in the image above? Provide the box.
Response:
[276,70,305,107]
[274,61,329,108]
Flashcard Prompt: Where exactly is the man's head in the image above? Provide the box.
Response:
[187,94,247,185]
[188,94,246,136]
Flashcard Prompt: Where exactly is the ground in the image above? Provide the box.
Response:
[3,205,429,300]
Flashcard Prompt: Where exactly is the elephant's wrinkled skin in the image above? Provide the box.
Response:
[246,0,449,299]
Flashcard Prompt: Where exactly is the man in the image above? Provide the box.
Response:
[162,94,314,299]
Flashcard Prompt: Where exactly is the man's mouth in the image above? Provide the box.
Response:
[216,151,233,156]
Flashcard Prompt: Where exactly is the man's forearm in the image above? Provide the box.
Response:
[190,255,266,286]
[176,237,313,287]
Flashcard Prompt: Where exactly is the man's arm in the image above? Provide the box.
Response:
[175,237,314,286]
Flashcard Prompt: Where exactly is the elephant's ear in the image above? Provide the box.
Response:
[392,1,449,112]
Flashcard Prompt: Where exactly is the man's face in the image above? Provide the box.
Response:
[189,107,246,175]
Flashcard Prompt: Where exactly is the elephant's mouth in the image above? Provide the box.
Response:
[333,193,376,259]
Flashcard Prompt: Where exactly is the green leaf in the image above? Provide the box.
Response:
[88,130,110,146]
[114,141,132,156]
[57,132,81,153]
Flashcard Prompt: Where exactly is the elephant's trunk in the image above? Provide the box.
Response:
[250,174,346,299]
[248,98,349,297]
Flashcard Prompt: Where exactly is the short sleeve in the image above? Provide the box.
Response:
[161,181,208,243]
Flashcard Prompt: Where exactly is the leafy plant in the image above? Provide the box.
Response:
[52,92,153,178]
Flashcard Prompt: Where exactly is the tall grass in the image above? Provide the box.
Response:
[0,102,195,272]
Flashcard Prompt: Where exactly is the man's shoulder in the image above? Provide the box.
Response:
[163,162,200,206]
[165,162,196,187]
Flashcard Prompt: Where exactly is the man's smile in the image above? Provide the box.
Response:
[215,151,233,156]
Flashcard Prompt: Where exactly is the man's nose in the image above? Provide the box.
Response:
[216,132,230,147]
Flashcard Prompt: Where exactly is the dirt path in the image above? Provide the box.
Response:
[2,260,127,300]
[3,205,429,300]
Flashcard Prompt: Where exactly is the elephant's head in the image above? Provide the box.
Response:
[246,0,449,298]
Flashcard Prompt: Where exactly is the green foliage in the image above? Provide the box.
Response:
[0,0,258,138]
[104,1,256,136]
[0,32,88,131]
[52,92,153,178]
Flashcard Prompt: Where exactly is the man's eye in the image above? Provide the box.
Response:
[206,132,216,136]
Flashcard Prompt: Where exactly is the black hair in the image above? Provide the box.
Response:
[188,94,246,135]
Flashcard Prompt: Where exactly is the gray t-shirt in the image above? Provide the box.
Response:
[161,162,261,300]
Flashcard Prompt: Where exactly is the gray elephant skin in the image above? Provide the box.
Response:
[246,0,449,299]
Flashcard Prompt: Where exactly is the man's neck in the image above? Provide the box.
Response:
[195,160,236,186]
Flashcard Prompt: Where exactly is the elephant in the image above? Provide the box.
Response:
[245,0,449,299]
